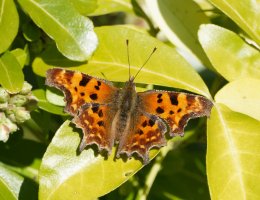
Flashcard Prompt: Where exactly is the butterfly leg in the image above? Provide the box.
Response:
[72,103,116,155]
[116,112,167,164]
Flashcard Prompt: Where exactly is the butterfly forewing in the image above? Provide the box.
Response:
[138,91,213,136]
[46,68,118,115]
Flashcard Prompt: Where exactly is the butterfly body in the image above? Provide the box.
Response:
[46,68,213,164]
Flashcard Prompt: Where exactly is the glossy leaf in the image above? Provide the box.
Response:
[199,24,260,81]
[39,120,159,199]
[18,0,98,61]
[89,0,132,16]
[215,78,260,121]
[145,0,211,67]
[0,164,24,200]
[33,89,67,116]
[0,51,24,93]
[207,104,260,199]
[70,0,97,15]
[0,0,19,54]
[46,88,65,106]
[11,48,27,68]
[209,0,260,45]
[33,26,211,98]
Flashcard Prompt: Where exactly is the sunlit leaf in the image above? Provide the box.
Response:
[46,88,65,106]
[89,0,132,16]
[11,48,27,68]
[209,0,260,45]
[199,24,260,81]
[0,164,24,200]
[70,0,97,15]
[33,26,211,98]
[18,0,98,61]
[0,51,24,93]
[207,104,260,199]
[145,0,211,67]
[0,0,19,54]
[33,89,67,116]
[215,78,260,121]
[39,120,158,199]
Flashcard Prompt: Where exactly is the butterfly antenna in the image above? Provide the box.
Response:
[126,39,131,81]
[133,47,157,81]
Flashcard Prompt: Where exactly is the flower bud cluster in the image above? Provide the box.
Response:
[0,82,37,142]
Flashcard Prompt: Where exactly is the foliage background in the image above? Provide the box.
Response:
[0,0,260,199]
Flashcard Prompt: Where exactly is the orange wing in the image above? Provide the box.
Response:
[73,103,117,154]
[117,112,167,164]
[138,91,213,137]
[46,68,119,115]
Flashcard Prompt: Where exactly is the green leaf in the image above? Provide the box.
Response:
[33,89,67,116]
[145,0,211,67]
[33,26,211,98]
[207,104,260,199]
[89,0,132,16]
[209,0,260,45]
[11,48,27,68]
[0,164,24,200]
[215,78,260,121]
[46,88,65,106]
[0,0,19,54]
[18,0,98,61]
[0,51,24,93]
[70,0,97,15]
[199,24,260,81]
[39,120,157,199]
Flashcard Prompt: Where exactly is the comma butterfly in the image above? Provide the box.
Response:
[45,41,213,164]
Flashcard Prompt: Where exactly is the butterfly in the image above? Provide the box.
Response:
[45,44,213,164]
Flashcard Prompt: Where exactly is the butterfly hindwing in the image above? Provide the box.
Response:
[138,91,213,137]
[117,112,167,164]
[46,68,118,115]
[73,103,117,154]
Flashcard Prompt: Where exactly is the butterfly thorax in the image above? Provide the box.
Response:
[113,80,139,142]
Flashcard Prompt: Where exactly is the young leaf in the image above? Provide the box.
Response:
[0,51,24,93]
[215,78,260,121]
[33,26,211,98]
[89,0,132,16]
[199,24,260,81]
[39,120,158,200]
[18,0,98,61]
[209,0,260,45]
[11,48,27,68]
[33,89,67,116]
[207,104,260,199]
[0,0,19,54]
[0,164,24,200]
[145,0,211,67]
[70,0,97,15]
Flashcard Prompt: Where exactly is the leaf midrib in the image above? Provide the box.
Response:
[215,104,246,199]
[27,0,82,51]
[0,0,6,25]
[220,0,259,42]
[0,57,14,91]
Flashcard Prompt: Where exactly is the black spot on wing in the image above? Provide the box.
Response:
[79,75,90,86]
[98,109,103,117]
[156,107,164,114]
[90,93,98,100]
[170,93,178,105]
[97,121,104,126]
[148,119,155,127]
